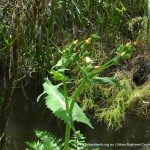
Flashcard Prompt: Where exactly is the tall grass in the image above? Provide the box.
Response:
[0,0,133,75]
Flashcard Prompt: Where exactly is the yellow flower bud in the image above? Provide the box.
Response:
[120,51,126,57]
[73,40,79,45]
[125,42,131,48]
[85,38,92,45]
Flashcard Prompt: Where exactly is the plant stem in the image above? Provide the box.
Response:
[64,123,71,150]
[63,80,69,112]
[70,80,87,114]
[89,56,119,78]
[64,80,87,150]
[62,69,71,150]
[63,75,70,150]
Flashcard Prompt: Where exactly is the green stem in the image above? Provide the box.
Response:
[64,123,71,150]
[63,79,71,150]
[62,70,70,150]
[63,80,69,112]
[70,80,86,114]
[89,56,119,78]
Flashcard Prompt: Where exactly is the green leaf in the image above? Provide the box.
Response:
[73,103,93,129]
[43,80,93,128]
[28,131,63,150]
[92,77,120,87]
[62,53,77,68]
[63,48,70,58]
[43,80,69,123]
[69,130,87,150]
[56,59,63,67]
[51,59,63,70]
[26,141,44,150]
[57,68,70,72]
[82,51,90,57]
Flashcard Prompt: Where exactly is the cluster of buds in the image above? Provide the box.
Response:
[73,37,100,70]
[116,41,134,59]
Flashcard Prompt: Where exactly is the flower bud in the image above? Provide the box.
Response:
[125,42,131,48]
[120,51,126,57]
[73,40,79,45]
[85,57,92,64]
[85,38,92,45]
[94,66,100,70]
[77,49,80,54]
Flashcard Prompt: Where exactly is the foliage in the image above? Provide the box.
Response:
[26,130,92,150]
[83,72,150,129]
[132,81,150,118]
[69,131,88,150]
[37,34,135,149]
[0,0,141,77]
[43,80,93,128]
[95,73,132,129]
[0,0,149,149]
[137,17,150,46]
[26,131,63,150]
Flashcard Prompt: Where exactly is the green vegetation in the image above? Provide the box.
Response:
[26,130,88,150]
[94,72,150,129]
[35,38,134,149]
[26,131,63,150]
[0,0,150,150]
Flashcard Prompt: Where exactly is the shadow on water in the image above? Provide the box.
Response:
[4,78,150,150]
[80,116,150,150]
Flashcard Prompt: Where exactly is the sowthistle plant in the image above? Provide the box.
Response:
[37,34,135,150]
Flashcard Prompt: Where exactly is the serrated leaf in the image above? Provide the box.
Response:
[30,131,62,150]
[73,103,93,129]
[43,80,93,128]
